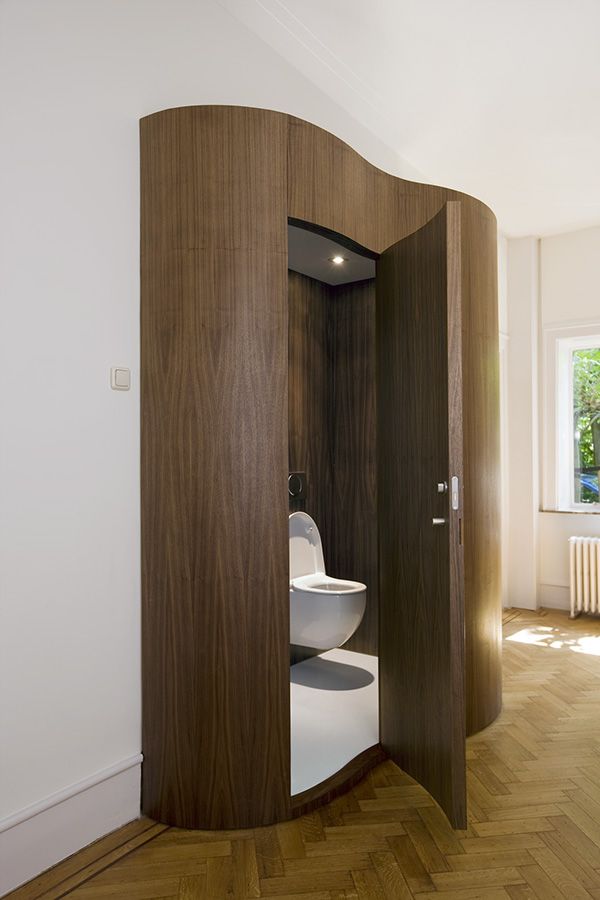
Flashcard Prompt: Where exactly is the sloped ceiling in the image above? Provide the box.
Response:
[218,0,600,236]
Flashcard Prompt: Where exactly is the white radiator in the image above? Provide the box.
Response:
[569,536,600,618]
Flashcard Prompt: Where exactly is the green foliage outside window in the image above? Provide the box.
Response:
[573,347,600,503]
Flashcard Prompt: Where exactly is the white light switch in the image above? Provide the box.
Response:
[111,367,130,391]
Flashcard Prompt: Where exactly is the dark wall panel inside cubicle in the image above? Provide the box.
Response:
[288,270,378,656]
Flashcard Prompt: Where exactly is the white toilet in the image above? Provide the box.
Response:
[289,512,366,651]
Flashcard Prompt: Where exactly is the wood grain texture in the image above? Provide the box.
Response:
[446,202,467,822]
[377,204,466,827]
[288,271,377,655]
[329,279,378,655]
[461,207,503,735]
[13,608,600,900]
[287,113,501,735]
[287,271,331,529]
[5,819,165,900]
[140,105,501,832]
[140,106,290,828]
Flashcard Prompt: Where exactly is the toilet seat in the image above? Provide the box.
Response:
[291,573,366,594]
[289,512,366,594]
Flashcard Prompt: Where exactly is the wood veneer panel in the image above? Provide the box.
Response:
[377,204,466,828]
[329,279,378,655]
[286,112,501,734]
[287,270,377,655]
[141,106,501,831]
[288,271,331,534]
[446,203,467,816]
[143,106,286,253]
[287,117,437,252]
[140,106,290,828]
[461,206,502,734]
[287,114,498,242]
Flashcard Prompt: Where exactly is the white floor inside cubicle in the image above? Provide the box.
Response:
[290,647,379,796]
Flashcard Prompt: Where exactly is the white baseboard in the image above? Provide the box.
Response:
[538,583,570,611]
[0,755,142,896]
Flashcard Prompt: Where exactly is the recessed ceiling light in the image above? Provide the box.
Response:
[330,255,346,265]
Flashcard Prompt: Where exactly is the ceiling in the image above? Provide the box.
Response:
[288,223,376,285]
[218,0,600,237]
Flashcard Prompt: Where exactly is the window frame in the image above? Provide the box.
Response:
[556,333,600,512]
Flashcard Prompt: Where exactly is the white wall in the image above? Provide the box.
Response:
[538,227,600,609]
[0,0,416,892]
[538,512,600,610]
[504,238,539,610]
[541,227,600,323]
[502,226,600,613]
[497,235,509,608]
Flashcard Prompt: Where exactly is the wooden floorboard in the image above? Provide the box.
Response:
[6,608,600,898]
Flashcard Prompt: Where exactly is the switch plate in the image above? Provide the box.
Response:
[111,367,130,391]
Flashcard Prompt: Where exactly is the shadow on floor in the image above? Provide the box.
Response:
[290,656,375,690]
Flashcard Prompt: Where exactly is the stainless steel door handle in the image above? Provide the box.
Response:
[432,518,447,525]
[451,475,460,511]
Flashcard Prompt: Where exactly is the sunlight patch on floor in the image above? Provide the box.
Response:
[506,626,600,655]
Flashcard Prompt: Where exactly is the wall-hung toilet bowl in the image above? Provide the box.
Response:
[289,512,366,651]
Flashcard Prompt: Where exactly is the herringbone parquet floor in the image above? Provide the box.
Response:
[10,608,600,899]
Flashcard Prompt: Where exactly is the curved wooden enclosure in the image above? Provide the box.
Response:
[140,105,502,830]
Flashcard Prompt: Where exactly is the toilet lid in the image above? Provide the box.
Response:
[289,512,325,579]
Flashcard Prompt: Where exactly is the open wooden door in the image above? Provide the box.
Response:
[377,202,466,828]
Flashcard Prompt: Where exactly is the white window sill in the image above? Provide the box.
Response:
[541,507,600,515]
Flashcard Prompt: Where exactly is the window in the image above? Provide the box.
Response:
[557,336,600,510]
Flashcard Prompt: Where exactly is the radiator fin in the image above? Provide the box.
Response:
[569,536,600,617]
